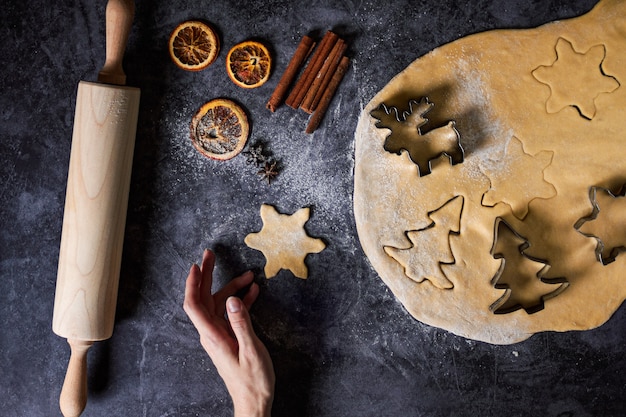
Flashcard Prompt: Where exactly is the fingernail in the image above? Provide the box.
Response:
[227,297,241,313]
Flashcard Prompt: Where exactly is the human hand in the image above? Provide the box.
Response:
[183,249,275,417]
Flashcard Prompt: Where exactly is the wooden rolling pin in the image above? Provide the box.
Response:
[52,1,139,416]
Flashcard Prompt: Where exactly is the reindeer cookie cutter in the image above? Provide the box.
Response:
[370,97,464,176]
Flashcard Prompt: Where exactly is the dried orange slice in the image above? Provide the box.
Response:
[190,99,250,160]
[226,41,272,88]
[169,21,220,71]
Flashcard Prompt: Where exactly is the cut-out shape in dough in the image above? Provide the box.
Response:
[245,204,326,279]
[383,196,463,289]
[480,136,556,220]
[490,218,568,314]
[370,97,464,176]
[532,37,620,120]
[576,186,626,265]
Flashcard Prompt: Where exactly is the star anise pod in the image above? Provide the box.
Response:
[257,159,279,184]
[243,143,266,166]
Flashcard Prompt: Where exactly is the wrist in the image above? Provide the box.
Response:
[233,400,272,417]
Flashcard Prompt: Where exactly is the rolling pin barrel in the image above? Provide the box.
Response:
[53,81,140,342]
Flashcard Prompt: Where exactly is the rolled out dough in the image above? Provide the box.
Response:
[354,0,626,344]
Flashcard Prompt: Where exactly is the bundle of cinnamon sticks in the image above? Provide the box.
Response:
[266,31,350,134]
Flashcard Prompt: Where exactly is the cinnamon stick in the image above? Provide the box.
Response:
[266,35,315,112]
[306,55,350,134]
[286,31,339,109]
[309,40,347,112]
[301,39,346,114]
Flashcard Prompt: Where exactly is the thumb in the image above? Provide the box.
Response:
[227,296,257,348]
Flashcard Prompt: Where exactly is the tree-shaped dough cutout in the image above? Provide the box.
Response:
[576,186,626,265]
[384,196,463,289]
[532,37,620,120]
[370,97,464,176]
[490,218,568,314]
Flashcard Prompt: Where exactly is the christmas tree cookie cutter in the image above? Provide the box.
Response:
[489,218,568,314]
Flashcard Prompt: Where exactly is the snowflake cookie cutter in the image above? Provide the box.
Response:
[370,97,464,176]
[575,185,626,265]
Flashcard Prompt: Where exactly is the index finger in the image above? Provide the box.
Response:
[199,249,216,305]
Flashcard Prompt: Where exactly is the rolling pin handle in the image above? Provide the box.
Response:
[59,339,94,417]
[98,0,135,86]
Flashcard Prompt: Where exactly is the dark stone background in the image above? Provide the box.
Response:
[1,0,624,416]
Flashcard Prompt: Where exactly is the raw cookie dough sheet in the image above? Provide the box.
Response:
[354,0,626,344]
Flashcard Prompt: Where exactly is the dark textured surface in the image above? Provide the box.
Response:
[2,0,625,416]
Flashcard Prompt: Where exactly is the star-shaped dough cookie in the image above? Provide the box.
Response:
[245,204,326,279]
[480,136,556,219]
[532,37,619,119]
